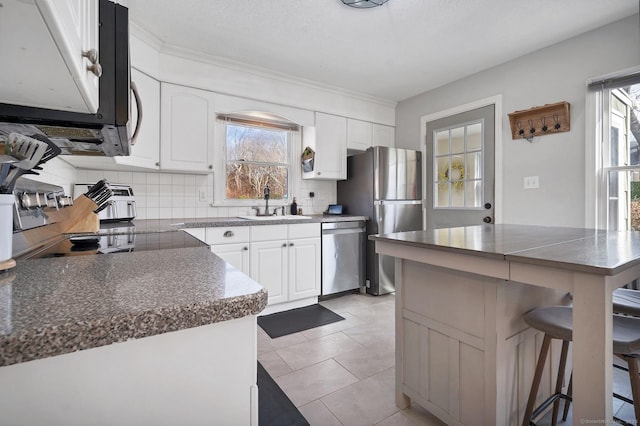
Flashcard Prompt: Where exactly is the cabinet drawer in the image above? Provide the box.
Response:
[288,223,320,239]
[205,226,250,244]
[251,225,288,242]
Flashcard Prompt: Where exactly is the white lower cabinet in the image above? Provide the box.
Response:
[192,223,321,311]
[250,223,321,309]
[205,226,250,275]
[213,243,250,275]
[250,239,288,305]
[288,237,321,300]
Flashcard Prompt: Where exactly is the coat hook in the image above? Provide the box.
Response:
[553,114,561,130]
[540,116,548,132]
[516,121,524,136]
[523,119,535,143]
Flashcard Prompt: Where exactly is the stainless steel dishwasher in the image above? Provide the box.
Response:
[321,221,365,296]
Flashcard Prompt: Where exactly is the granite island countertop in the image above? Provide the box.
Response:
[370,223,640,275]
[0,245,267,367]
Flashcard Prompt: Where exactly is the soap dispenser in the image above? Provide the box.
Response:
[290,197,298,215]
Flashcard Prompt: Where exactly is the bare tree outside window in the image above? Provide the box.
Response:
[226,124,289,200]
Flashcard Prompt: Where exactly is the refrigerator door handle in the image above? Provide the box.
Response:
[373,199,422,205]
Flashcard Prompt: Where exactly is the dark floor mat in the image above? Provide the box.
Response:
[258,361,309,426]
[258,304,345,338]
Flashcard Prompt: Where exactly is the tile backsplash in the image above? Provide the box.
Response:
[74,169,336,220]
[26,159,337,220]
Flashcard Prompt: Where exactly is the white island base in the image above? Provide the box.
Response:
[394,257,570,425]
[374,225,640,424]
[0,315,258,426]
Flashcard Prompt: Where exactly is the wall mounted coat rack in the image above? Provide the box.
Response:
[508,101,570,142]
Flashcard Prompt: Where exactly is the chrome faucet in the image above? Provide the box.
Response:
[253,187,275,216]
[263,186,270,215]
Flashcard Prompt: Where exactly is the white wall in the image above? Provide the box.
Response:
[396,14,640,227]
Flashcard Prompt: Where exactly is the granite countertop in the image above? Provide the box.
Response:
[1,213,363,367]
[370,224,640,275]
[0,245,267,367]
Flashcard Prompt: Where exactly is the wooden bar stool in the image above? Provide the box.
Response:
[522,306,640,426]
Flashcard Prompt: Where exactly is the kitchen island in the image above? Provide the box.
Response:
[371,224,640,426]
[0,243,267,425]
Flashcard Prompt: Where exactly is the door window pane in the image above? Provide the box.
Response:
[451,127,465,154]
[435,182,449,207]
[432,120,484,209]
[435,131,449,155]
[467,123,482,151]
[466,152,482,180]
[465,180,482,207]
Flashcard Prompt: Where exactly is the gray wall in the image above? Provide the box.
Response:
[396,14,640,227]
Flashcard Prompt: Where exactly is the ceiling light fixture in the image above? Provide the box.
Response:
[341,0,389,8]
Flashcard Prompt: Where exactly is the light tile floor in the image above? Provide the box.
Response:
[258,292,639,425]
[257,293,446,426]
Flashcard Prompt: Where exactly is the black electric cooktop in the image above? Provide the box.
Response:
[24,229,207,259]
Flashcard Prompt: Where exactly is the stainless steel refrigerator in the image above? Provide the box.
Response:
[337,146,422,295]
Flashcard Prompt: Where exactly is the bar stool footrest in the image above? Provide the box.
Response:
[530,392,572,426]
[613,391,634,405]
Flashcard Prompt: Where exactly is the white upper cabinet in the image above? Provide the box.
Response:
[125,68,161,169]
[372,123,395,148]
[302,112,347,180]
[347,119,373,152]
[160,83,215,173]
[0,0,100,113]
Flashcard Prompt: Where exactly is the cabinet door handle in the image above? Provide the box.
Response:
[82,49,99,64]
[223,230,234,237]
[86,62,103,77]
[282,243,287,247]
[243,246,248,251]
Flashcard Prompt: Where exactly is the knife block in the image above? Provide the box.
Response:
[50,195,100,234]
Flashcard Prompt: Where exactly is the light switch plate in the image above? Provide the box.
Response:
[524,176,539,189]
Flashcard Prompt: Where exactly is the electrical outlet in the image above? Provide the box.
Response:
[198,189,207,202]
[523,176,539,189]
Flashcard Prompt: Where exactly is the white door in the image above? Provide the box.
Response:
[425,105,495,228]
[288,237,320,300]
[250,240,287,305]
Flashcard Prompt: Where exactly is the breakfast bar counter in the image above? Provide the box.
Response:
[371,224,640,425]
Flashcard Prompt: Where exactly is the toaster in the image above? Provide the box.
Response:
[74,183,136,222]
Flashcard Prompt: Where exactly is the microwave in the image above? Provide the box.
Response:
[0,0,135,157]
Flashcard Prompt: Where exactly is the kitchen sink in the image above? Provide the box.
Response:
[237,215,312,221]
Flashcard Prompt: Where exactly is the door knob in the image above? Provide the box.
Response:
[483,216,492,223]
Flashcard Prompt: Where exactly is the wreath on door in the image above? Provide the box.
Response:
[438,159,465,191]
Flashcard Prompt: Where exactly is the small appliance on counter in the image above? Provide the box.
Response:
[324,204,343,215]
[73,183,136,222]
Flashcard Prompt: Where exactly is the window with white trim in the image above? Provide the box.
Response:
[215,112,299,206]
[592,72,640,230]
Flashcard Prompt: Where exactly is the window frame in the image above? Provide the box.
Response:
[213,116,301,208]
[586,66,640,230]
